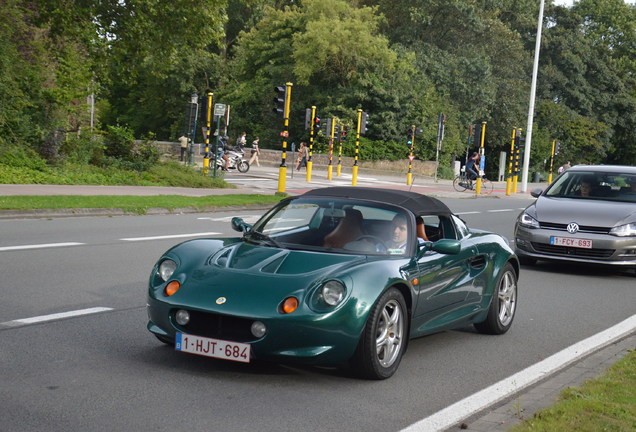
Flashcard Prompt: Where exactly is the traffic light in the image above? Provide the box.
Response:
[273,86,286,117]
[555,141,561,155]
[406,128,413,147]
[341,126,348,140]
[314,117,321,133]
[360,112,369,134]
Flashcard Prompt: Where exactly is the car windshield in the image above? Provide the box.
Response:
[545,171,636,203]
[250,197,412,256]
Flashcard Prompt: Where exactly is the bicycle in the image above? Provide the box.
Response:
[452,170,494,194]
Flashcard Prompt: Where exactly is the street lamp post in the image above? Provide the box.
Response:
[521,0,545,192]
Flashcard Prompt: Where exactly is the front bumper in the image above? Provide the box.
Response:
[514,225,636,267]
[146,296,364,365]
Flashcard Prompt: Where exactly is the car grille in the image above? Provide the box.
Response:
[532,242,615,258]
[175,309,256,342]
[538,222,610,234]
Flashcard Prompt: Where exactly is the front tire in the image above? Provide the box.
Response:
[351,288,407,380]
[475,262,517,335]
[237,160,249,173]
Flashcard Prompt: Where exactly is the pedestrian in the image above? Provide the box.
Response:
[236,132,247,151]
[296,142,308,171]
[249,137,261,167]
[178,135,188,162]
[558,161,571,174]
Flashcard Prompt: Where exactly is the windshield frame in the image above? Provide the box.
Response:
[544,170,636,203]
[250,196,415,256]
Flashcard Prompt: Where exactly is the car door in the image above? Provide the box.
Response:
[411,215,479,333]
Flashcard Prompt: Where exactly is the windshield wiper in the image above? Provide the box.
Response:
[244,230,283,248]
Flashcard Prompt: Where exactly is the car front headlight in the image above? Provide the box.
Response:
[519,212,540,229]
[158,259,177,281]
[320,280,346,307]
[610,223,636,237]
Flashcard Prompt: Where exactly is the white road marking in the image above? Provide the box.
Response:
[120,232,220,241]
[401,313,636,432]
[198,216,260,223]
[0,242,84,252]
[455,211,480,215]
[487,209,515,212]
[1,307,114,328]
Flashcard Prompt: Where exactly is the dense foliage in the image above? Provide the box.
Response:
[1,0,635,177]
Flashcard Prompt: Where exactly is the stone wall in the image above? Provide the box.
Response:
[152,141,438,176]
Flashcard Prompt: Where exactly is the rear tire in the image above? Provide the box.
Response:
[453,176,468,192]
[237,161,249,173]
[475,262,517,335]
[350,288,407,380]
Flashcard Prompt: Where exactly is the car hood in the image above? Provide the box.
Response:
[533,196,636,226]
[165,240,370,316]
[209,241,366,275]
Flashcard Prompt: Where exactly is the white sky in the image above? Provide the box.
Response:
[553,0,635,6]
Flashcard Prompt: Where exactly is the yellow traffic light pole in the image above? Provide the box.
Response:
[475,121,486,194]
[406,125,415,186]
[327,117,336,180]
[352,109,362,186]
[203,92,213,175]
[548,139,556,184]
[277,82,292,193]
[336,124,343,177]
[513,128,522,193]
[505,127,516,195]
[306,106,316,182]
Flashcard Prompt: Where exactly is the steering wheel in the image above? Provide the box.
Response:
[354,235,388,252]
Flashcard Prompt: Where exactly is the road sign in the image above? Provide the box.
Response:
[408,155,415,162]
[214,103,226,117]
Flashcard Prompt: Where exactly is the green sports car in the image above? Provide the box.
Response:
[147,187,519,379]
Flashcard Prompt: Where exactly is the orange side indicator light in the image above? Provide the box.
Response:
[281,297,299,314]
[164,281,181,297]
[412,278,419,286]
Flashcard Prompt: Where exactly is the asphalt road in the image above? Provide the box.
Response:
[2,198,635,432]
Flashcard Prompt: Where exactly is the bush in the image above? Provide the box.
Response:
[0,146,48,171]
[103,125,135,160]
[437,164,455,180]
[60,131,105,165]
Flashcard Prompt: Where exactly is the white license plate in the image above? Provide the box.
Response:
[175,333,250,363]
[550,236,593,249]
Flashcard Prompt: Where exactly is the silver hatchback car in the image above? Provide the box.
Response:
[514,165,636,268]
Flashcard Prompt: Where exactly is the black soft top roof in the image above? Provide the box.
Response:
[301,187,452,216]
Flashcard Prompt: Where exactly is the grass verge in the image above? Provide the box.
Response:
[0,195,284,214]
[509,348,635,432]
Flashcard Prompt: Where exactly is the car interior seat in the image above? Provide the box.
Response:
[323,208,364,249]
[416,217,429,242]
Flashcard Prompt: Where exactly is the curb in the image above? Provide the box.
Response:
[0,204,275,220]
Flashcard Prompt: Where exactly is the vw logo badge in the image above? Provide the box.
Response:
[216,297,227,305]
[567,223,579,234]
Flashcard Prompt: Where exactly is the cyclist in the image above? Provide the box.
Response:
[465,152,480,187]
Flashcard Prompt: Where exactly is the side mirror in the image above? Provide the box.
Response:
[432,239,461,255]
[231,217,252,233]
[530,188,543,198]
[417,239,461,258]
